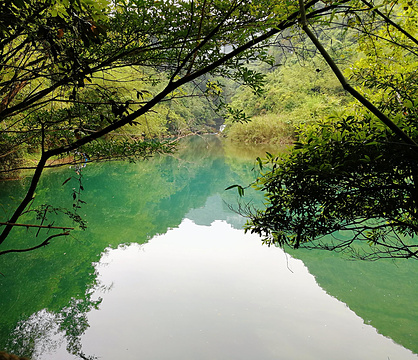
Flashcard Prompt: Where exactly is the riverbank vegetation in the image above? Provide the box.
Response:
[223,44,351,144]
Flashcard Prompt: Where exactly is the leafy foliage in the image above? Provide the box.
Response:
[2,0,318,252]
[243,1,418,259]
[247,113,418,259]
[3,0,417,260]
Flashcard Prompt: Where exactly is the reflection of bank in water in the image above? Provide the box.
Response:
[18,219,418,360]
[288,245,418,356]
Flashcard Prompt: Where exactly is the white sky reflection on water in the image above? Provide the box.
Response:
[42,218,418,360]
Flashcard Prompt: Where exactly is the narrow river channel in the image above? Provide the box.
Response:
[0,135,417,359]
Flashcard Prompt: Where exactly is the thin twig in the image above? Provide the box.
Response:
[0,232,69,256]
[0,222,74,230]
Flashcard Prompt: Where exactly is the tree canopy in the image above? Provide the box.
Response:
[0,0,295,251]
[1,0,418,259]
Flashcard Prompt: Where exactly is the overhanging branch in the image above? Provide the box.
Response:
[0,232,69,256]
[298,0,418,152]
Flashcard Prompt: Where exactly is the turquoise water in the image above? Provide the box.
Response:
[0,135,417,359]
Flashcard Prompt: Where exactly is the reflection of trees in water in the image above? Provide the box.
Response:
[8,310,60,357]
[7,292,102,360]
[0,135,250,358]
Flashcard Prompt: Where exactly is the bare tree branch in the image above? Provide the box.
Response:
[0,232,69,256]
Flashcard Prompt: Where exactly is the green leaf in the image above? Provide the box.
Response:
[225,184,245,197]
[405,100,413,109]
[62,177,72,186]
[256,157,263,170]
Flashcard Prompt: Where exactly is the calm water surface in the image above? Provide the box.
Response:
[0,136,417,359]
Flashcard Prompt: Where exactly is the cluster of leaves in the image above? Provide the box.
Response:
[0,0,109,108]
[247,113,418,259]
[243,0,418,259]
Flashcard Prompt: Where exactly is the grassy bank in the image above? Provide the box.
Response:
[224,114,294,145]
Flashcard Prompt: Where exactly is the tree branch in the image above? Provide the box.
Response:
[0,154,48,244]
[0,232,69,256]
[298,0,418,151]
[360,0,418,47]
[0,222,74,230]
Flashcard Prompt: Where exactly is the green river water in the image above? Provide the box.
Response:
[0,135,417,359]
